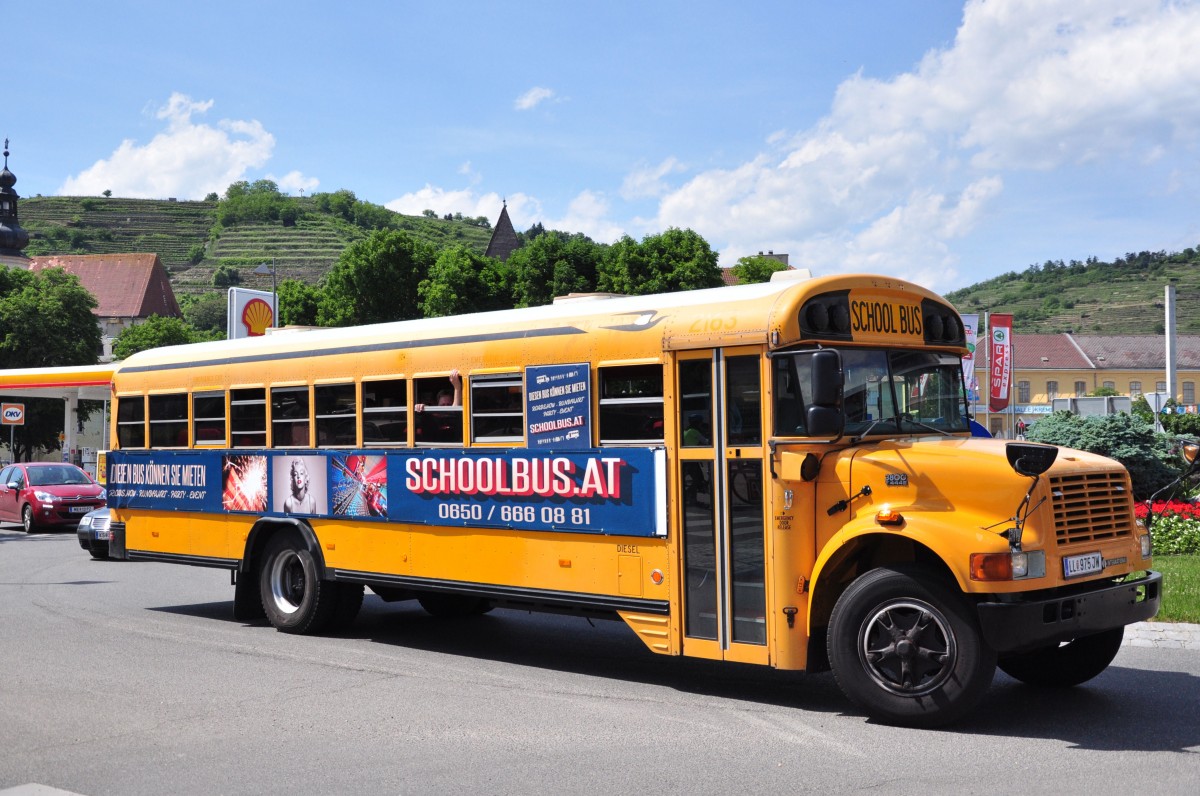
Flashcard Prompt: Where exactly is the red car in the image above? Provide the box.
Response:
[0,462,107,533]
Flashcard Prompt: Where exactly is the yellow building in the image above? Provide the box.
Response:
[973,333,1200,437]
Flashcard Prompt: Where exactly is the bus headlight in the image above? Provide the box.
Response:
[970,550,1046,581]
[1140,533,1152,558]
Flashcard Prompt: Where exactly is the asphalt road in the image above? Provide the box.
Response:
[2,526,1200,796]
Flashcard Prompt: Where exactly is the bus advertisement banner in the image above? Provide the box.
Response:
[525,363,591,449]
[105,447,665,538]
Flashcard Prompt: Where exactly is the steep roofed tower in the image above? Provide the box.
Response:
[484,200,521,262]
[0,139,31,269]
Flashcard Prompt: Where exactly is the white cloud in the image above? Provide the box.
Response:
[515,86,556,111]
[540,191,626,243]
[620,157,686,200]
[650,0,1200,287]
[59,92,275,199]
[268,170,320,196]
[385,186,540,226]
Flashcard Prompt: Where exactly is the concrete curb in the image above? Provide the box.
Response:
[1123,621,1200,650]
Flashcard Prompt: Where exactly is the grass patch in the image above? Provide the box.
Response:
[1152,555,1200,624]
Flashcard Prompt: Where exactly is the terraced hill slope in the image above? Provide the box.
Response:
[21,195,494,299]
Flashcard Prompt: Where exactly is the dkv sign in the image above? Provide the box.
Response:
[1,403,25,426]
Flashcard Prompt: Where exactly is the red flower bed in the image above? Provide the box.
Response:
[1134,499,1200,520]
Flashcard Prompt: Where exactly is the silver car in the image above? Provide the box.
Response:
[76,507,112,560]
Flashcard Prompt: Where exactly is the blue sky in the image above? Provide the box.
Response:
[9,0,1200,293]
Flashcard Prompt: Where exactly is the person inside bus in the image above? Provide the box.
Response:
[415,370,462,442]
[415,370,462,412]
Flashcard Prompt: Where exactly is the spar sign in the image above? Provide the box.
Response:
[1,403,25,426]
[989,314,1013,412]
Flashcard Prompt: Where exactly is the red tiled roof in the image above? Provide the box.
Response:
[1011,332,1200,370]
[28,253,181,319]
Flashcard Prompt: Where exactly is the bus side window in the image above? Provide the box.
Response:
[193,390,227,446]
[362,379,408,445]
[772,356,808,436]
[315,383,356,447]
[415,375,463,445]
[149,394,189,448]
[231,388,267,448]
[678,359,712,447]
[471,373,524,444]
[271,386,311,447]
[599,364,664,444]
[116,395,147,449]
[725,356,762,446]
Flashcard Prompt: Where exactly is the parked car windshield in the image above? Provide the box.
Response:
[27,466,92,486]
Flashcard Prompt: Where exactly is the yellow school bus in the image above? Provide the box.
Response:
[97,271,1159,727]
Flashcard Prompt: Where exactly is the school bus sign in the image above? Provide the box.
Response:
[1,403,24,426]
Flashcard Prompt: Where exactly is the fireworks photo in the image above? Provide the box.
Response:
[222,455,268,512]
[331,454,388,518]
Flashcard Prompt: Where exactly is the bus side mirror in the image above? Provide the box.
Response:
[807,349,844,437]
[1006,442,1057,477]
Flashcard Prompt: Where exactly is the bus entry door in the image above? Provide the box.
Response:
[677,348,768,664]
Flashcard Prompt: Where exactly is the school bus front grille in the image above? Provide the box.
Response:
[1048,471,1134,546]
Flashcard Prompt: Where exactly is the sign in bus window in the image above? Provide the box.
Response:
[599,364,664,444]
[116,395,146,449]
[362,379,407,445]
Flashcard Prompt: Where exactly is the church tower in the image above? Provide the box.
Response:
[0,139,31,269]
[484,200,521,262]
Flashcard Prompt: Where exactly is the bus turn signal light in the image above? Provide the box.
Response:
[874,505,904,526]
[970,551,1045,581]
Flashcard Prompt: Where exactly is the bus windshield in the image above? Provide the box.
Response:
[774,348,969,437]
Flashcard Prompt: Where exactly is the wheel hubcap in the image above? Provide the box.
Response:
[269,549,306,615]
[860,599,956,696]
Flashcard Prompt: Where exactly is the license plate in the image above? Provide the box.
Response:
[69,505,92,514]
[1063,551,1104,579]
[94,528,111,540]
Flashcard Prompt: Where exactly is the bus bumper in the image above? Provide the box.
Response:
[975,571,1161,653]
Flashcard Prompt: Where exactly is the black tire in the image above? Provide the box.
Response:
[828,566,997,728]
[328,582,365,631]
[22,505,35,534]
[998,627,1124,687]
[259,533,337,634]
[417,592,492,618]
[88,543,109,560]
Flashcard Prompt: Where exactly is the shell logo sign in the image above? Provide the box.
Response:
[241,298,275,336]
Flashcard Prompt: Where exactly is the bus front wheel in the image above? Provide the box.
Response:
[828,566,996,728]
[259,534,337,634]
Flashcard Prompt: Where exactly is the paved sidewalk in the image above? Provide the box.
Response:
[1124,621,1200,650]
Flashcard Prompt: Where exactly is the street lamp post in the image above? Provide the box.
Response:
[254,259,277,328]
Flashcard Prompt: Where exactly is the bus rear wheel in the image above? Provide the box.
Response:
[259,534,337,634]
[997,627,1124,687]
[828,566,996,728]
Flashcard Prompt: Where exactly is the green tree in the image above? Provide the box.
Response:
[0,267,103,460]
[181,292,228,334]
[278,278,321,326]
[598,228,723,295]
[211,262,242,287]
[731,254,787,284]
[1026,411,1178,499]
[317,229,436,326]
[419,246,514,318]
[112,315,218,360]
[508,231,601,307]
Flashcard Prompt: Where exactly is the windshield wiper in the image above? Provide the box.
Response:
[851,414,902,443]
[901,414,953,436]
